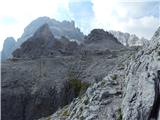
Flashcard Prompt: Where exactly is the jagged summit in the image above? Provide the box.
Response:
[12,24,56,58]
[1,37,16,60]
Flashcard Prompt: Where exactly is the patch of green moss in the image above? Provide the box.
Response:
[46,116,51,120]
[117,108,122,120]
[68,79,90,96]
[111,74,117,80]
[62,109,70,116]
[101,80,106,86]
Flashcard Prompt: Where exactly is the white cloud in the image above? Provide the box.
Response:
[91,0,160,39]
[125,16,159,38]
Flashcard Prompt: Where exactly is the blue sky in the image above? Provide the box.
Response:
[0,0,159,50]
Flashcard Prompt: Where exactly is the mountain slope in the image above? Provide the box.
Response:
[39,27,160,120]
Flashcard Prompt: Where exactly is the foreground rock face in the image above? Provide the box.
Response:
[122,27,160,120]
[40,27,160,120]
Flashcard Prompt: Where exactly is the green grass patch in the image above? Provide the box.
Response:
[68,79,90,97]
[111,74,117,80]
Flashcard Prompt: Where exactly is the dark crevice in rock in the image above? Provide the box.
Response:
[148,70,160,120]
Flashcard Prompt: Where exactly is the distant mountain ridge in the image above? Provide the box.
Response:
[110,30,149,46]
[1,17,148,60]
[12,24,125,59]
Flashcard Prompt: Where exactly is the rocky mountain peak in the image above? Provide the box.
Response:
[1,17,85,60]
[33,23,54,40]
[84,29,124,50]
[85,29,118,43]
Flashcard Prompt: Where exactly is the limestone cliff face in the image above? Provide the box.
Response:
[39,27,160,120]
[122,27,160,120]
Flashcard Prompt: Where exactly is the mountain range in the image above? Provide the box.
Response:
[1,17,148,60]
